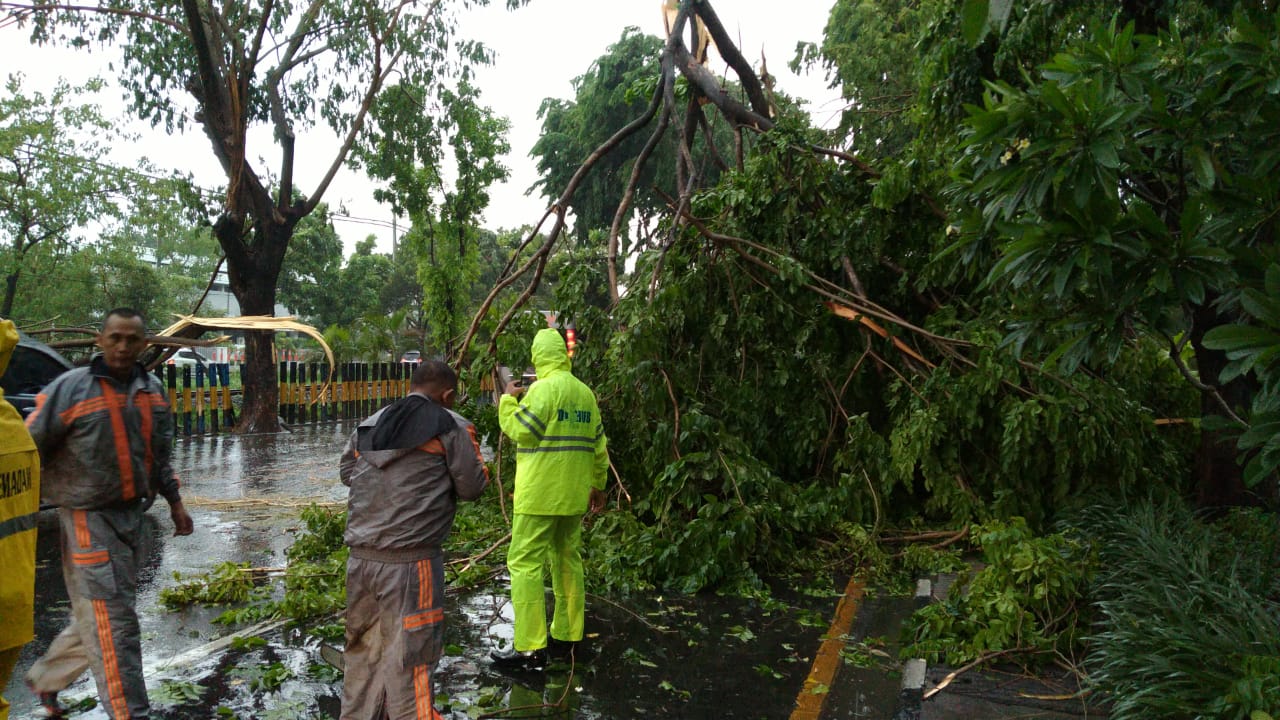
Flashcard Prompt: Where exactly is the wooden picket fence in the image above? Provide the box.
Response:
[154,361,495,437]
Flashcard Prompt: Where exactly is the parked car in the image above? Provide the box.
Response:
[400,350,422,364]
[1,332,74,418]
[168,347,210,368]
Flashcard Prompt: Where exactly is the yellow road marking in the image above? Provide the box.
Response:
[790,573,865,720]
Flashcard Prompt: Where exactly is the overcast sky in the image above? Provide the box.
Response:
[0,1,840,255]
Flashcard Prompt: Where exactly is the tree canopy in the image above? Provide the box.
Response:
[2,0,520,430]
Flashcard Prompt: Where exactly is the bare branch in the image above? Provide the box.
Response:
[672,40,772,131]
[246,0,273,75]
[692,0,772,118]
[0,2,186,32]
[607,82,666,306]
[1163,330,1247,426]
[302,0,441,214]
[456,54,667,364]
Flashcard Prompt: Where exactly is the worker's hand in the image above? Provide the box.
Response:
[169,499,195,537]
[504,381,525,397]
[588,488,607,514]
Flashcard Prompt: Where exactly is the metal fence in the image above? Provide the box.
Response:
[154,361,493,436]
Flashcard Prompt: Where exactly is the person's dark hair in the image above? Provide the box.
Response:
[102,307,145,330]
[411,359,457,392]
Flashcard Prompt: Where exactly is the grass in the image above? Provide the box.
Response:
[1077,499,1280,720]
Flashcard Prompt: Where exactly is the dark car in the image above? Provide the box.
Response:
[2,332,74,418]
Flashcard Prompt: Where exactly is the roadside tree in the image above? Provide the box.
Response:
[2,0,518,431]
[0,75,122,318]
[360,78,509,358]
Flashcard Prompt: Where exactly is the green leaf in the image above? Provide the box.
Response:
[961,0,990,47]
[1091,138,1119,169]
[1240,288,1280,327]
[1188,145,1215,188]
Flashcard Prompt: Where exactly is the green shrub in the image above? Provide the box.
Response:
[1080,500,1280,720]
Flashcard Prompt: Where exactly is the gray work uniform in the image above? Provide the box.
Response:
[340,394,489,720]
[24,357,181,720]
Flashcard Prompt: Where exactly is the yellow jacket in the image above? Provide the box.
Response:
[498,328,608,515]
[0,319,40,651]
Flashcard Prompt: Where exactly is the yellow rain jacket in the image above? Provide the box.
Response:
[0,319,40,652]
[498,329,608,515]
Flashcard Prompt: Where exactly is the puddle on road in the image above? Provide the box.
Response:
[5,423,917,719]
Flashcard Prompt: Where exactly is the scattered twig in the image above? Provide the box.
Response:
[182,496,342,510]
[863,470,882,537]
[880,529,966,544]
[448,532,511,577]
[924,647,1043,700]
[608,459,632,505]
[494,434,510,525]
[587,593,675,634]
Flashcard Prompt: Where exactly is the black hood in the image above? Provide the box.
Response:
[356,394,456,452]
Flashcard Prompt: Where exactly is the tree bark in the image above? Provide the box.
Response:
[216,215,296,433]
[1190,302,1274,509]
[1,270,17,318]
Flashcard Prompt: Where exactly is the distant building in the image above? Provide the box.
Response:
[204,269,292,318]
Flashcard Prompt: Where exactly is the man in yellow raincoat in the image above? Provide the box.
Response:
[0,319,40,720]
[492,328,609,670]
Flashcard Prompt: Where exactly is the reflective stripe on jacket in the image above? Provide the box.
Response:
[341,399,489,560]
[0,318,40,650]
[498,328,609,516]
[25,356,180,510]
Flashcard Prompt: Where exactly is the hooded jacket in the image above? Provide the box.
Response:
[25,355,180,510]
[340,392,489,562]
[498,328,609,516]
[0,319,40,651]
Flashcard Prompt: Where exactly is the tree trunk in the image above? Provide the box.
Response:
[219,217,296,434]
[1190,303,1274,509]
[1,269,17,318]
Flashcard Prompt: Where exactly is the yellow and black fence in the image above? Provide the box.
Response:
[153,361,434,437]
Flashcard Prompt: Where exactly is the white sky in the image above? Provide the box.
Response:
[0,1,840,256]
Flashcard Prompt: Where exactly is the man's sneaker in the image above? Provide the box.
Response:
[489,646,547,671]
[27,682,66,718]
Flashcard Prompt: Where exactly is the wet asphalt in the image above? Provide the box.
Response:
[4,422,919,719]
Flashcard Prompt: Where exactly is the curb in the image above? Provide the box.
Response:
[891,577,933,720]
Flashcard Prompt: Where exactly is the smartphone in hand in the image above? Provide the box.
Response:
[495,366,514,403]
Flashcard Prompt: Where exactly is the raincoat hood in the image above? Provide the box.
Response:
[0,318,16,380]
[531,328,571,378]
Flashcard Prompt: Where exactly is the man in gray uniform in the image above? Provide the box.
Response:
[340,360,489,720]
[24,307,194,719]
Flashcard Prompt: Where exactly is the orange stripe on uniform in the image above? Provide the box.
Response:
[73,550,110,565]
[417,438,445,455]
[99,380,136,502]
[74,510,92,549]
[402,608,443,630]
[93,599,131,719]
[466,425,490,481]
[413,664,431,720]
[24,392,48,429]
[57,396,109,426]
[417,559,434,608]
